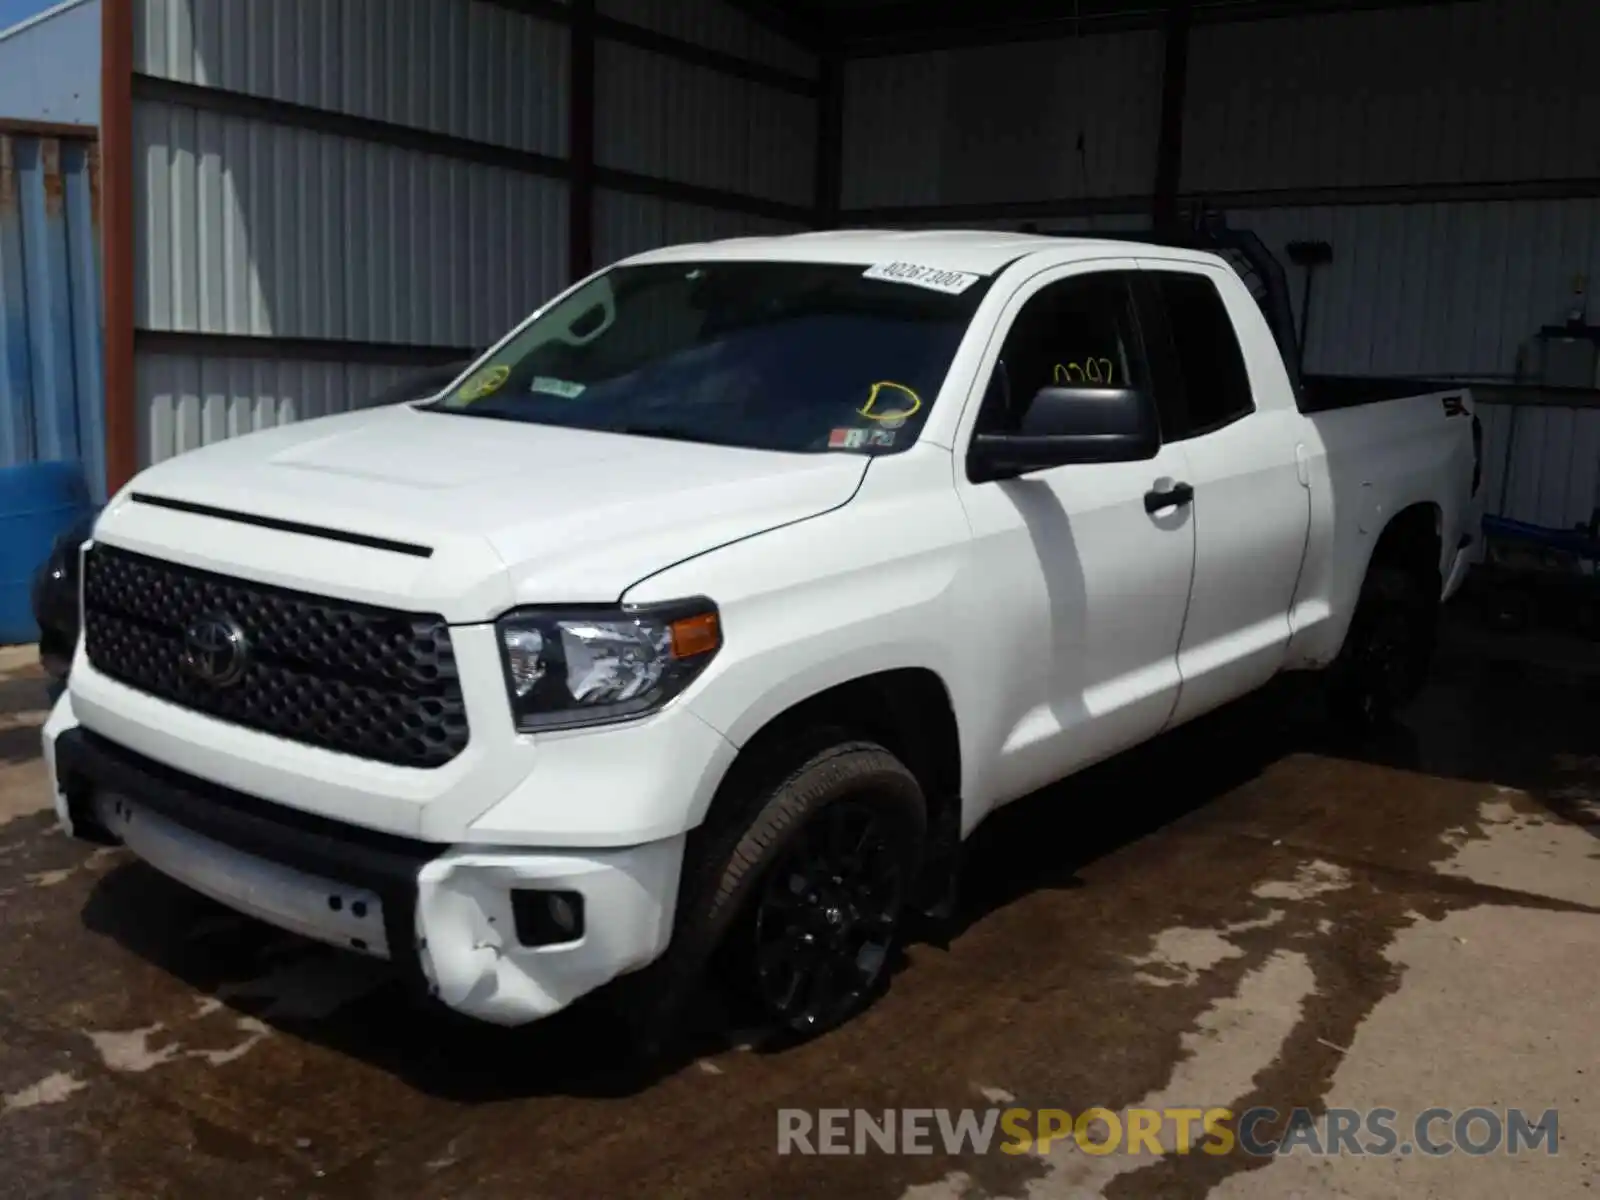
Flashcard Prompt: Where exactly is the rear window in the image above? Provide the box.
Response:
[1151,272,1255,437]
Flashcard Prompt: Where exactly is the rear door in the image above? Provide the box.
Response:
[1135,262,1312,727]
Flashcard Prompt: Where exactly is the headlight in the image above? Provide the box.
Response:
[495,598,722,732]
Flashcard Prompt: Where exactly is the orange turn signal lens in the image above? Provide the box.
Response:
[669,611,721,659]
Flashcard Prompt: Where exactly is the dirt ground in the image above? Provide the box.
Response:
[0,617,1596,1199]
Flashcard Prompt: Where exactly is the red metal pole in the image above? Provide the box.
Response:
[99,0,136,495]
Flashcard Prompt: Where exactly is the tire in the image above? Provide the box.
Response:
[1324,562,1440,729]
[666,735,928,1045]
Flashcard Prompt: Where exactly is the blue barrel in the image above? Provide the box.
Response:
[0,460,94,645]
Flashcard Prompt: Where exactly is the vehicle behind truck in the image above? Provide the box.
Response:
[43,227,1479,1048]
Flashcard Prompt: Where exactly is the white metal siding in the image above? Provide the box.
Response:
[134,98,569,348]
[597,41,814,206]
[594,189,800,265]
[1477,402,1600,528]
[1228,200,1600,379]
[598,0,815,79]
[135,351,429,464]
[134,0,569,156]
[1184,0,1600,194]
[841,32,1164,210]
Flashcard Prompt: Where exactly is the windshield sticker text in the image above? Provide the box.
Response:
[531,376,586,399]
[456,364,510,402]
[829,427,869,450]
[862,262,982,295]
[1053,359,1116,385]
[859,380,923,424]
[867,429,896,448]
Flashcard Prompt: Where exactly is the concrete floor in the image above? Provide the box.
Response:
[0,619,1596,1199]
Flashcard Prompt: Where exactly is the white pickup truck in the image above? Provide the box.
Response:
[44,230,1480,1045]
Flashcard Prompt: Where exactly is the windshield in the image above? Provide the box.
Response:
[425,260,993,454]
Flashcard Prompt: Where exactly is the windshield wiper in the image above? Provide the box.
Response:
[426,408,757,449]
[609,422,747,448]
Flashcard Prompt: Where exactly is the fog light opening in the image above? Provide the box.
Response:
[510,889,586,947]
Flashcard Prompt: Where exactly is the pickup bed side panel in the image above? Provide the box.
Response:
[1284,389,1475,669]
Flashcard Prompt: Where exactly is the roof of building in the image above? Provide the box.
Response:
[0,0,94,43]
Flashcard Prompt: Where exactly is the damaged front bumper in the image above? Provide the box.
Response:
[44,704,684,1026]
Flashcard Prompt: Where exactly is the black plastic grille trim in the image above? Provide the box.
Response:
[82,543,470,768]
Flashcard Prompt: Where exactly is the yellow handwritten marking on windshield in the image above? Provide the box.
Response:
[858,380,923,422]
[1053,359,1115,385]
[456,364,510,402]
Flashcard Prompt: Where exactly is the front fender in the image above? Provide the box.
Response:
[621,450,974,829]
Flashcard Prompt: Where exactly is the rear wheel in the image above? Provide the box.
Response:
[1325,563,1439,728]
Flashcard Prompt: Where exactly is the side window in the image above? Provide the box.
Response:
[974,273,1147,435]
[1150,271,1255,436]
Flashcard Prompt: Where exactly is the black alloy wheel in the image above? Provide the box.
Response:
[750,798,906,1033]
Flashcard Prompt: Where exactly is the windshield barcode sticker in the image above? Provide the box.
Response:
[862,262,982,295]
[531,376,585,399]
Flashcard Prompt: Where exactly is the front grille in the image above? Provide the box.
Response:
[82,544,470,768]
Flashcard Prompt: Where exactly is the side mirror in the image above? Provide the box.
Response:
[969,385,1160,481]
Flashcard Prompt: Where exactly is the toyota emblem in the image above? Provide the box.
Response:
[180,613,250,688]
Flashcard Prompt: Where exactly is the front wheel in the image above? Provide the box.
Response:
[705,739,927,1038]
[1324,563,1440,728]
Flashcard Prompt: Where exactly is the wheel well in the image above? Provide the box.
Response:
[1370,502,1442,584]
[693,669,963,890]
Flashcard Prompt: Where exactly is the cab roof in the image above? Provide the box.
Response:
[619,228,1227,277]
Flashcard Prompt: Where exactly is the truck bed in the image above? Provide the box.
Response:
[1299,374,1471,414]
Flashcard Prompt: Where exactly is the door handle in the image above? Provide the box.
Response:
[1144,481,1194,513]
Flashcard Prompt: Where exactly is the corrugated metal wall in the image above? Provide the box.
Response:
[1182,0,1600,195]
[128,0,817,468]
[599,0,813,77]
[840,32,1163,211]
[839,0,1600,530]
[1206,201,1600,379]
[595,190,800,266]
[1176,0,1600,380]
[130,101,569,346]
[1164,0,1600,385]
[591,0,814,265]
[134,0,570,154]
[130,0,573,466]
[1183,0,1600,528]
[0,129,105,499]
[136,352,423,462]
[596,41,814,206]
[841,1,1600,376]
[1477,400,1600,530]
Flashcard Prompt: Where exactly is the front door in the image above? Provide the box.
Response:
[953,265,1198,807]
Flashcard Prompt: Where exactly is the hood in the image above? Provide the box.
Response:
[101,405,868,619]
